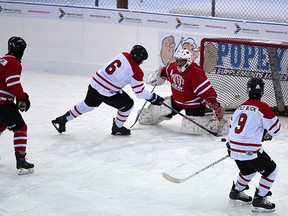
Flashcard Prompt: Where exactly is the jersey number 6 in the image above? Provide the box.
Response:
[105,59,122,75]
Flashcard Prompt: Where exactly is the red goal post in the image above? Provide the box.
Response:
[200,37,288,116]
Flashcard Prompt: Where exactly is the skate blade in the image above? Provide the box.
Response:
[252,207,275,213]
[51,121,62,133]
[17,168,34,175]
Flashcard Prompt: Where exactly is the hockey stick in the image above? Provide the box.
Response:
[130,85,157,128]
[161,102,218,137]
[130,36,184,129]
[162,154,229,183]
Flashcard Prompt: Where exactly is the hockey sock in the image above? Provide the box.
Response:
[258,166,278,196]
[115,107,133,128]
[235,172,256,191]
[68,101,94,121]
[13,124,28,155]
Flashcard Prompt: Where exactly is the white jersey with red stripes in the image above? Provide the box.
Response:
[90,52,153,100]
[228,99,281,161]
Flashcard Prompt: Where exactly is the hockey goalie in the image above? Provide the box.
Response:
[138,49,229,136]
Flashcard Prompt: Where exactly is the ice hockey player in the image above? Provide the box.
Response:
[52,45,164,136]
[140,49,226,135]
[0,36,34,175]
[227,77,281,212]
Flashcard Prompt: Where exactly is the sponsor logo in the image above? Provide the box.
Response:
[89,14,111,19]
[0,5,22,14]
[147,19,168,24]
[205,24,227,30]
[117,12,141,24]
[175,18,199,29]
[58,8,83,19]
[215,67,288,81]
[234,22,259,35]
[118,12,124,23]
[215,42,287,77]
[234,23,241,34]
[266,30,288,35]
[59,8,65,19]
[28,9,50,14]
[175,18,182,29]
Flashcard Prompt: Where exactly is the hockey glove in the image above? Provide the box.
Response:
[214,104,225,121]
[262,129,272,142]
[147,93,164,106]
[146,67,166,86]
[16,93,31,112]
[206,96,225,121]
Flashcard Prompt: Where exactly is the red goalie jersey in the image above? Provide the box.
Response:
[160,61,218,109]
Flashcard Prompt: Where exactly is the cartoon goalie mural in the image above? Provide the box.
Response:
[160,35,200,66]
[138,34,229,136]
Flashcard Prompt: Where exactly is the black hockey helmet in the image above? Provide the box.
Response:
[7,36,27,60]
[130,45,148,64]
[247,77,264,99]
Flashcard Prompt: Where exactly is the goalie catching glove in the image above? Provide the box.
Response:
[16,92,31,112]
[147,93,164,106]
[146,67,166,86]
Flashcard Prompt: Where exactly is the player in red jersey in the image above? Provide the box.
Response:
[0,36,34,174]
[139,49,225,135]
[52,45,164,136]
[227,77,281,212]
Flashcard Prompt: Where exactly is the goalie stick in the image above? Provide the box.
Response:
[161,102,218,137]
[162,155,229,183]
[130,36,184,129]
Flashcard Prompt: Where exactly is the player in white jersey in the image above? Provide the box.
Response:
[52,45,164,135]
[227,77,281,212]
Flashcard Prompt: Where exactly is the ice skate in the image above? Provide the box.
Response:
[111,118,131,135]
[252,188,275,212]
[52,111,69,133]
[229,182,252,202]
[15,152,34,175]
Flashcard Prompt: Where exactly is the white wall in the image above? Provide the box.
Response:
[1,1,287,75]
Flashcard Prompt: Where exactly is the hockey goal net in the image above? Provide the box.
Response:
[200,38,288,116]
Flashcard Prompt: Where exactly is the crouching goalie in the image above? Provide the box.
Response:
[138,49,228,135]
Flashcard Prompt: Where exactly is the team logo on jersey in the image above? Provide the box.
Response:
[171,74,184,91]
[0,59,8,66]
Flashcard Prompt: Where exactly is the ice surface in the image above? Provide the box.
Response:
[0,71,287,216]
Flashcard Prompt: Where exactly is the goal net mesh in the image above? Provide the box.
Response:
[200,38,288,115]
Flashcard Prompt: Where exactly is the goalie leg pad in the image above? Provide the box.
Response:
[181,116,219,135]
[138,96,172,125]
[217,117,230,136]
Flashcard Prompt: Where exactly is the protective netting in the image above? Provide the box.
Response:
[200,38,288,115]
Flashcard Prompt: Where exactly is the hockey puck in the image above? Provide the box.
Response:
[221,138,227,142]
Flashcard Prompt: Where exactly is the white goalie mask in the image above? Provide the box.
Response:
[175,49,193,72]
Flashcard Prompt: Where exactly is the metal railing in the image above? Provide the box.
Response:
[7,0,288,23]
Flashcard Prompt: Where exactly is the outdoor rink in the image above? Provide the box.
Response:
[0,71,287,216]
